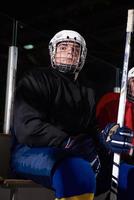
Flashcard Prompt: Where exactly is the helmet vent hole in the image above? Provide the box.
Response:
[74,37,76,40]
[67,36,69,39]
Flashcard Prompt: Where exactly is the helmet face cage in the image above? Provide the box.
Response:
[49,30,87,74]
[127,77,134,102]
[54,41,81,73]
[127,67,134,102]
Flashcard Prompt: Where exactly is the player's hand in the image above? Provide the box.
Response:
[101,123,134,154]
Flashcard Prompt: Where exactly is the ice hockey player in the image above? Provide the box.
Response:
[11,30,134,200]
[96,67,134,200]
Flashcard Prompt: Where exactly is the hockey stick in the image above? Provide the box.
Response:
[110,9,134,200]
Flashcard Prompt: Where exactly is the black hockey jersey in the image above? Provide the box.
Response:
[12,67,99,148]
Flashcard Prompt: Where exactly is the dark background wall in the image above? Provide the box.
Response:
[0,1,134,199]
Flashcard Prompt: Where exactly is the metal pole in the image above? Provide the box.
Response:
[3,20,18,134]
[114,68,121,93]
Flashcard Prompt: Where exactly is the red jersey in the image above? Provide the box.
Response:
[96,92,134,131]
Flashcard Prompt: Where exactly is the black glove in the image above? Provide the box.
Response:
[62,134,94,154]
[62,134,101,174]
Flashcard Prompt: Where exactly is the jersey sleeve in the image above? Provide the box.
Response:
[12,70,68,147]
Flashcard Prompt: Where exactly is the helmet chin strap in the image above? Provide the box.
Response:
[52,63,79,81]
[74,72,79,80]
[127,95,134,103]
[127,89,134,103]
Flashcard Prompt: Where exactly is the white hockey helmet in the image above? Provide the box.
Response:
[127,67,134,102]
[128,67,134,80]
[49,30,87,74]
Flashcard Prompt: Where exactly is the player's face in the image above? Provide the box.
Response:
[55,41,81,65]
[128,78,134,97]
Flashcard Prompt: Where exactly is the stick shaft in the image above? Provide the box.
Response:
[110,9,134,200]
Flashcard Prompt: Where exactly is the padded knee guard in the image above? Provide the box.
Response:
[52,157,96,199]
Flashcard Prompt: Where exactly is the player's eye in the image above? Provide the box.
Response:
[60,46,66,50]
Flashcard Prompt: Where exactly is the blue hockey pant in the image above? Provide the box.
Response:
[11,146,96,200]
